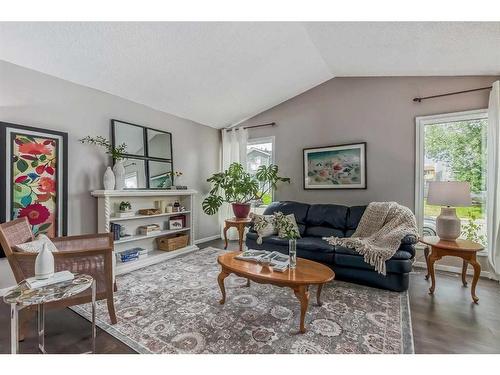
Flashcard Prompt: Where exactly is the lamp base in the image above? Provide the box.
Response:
[436,207,461,241]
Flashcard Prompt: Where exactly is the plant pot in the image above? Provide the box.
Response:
[232,203,251,218]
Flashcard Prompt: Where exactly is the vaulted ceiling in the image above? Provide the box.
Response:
[1,22,499,128]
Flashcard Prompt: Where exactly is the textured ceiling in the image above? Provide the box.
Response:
[1,22,499,128]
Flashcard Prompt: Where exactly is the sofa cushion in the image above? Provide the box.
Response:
[250,213,277,239]
[305,204,348,230]
[296,237,335,253]
[334,252,412,273]
[263,201,310,236]
[305,226,344,238]
[334,245,413,260]
[401,234,418,245]
[346,205,366,231]
[275,213,301,239]
[247,233,334,253]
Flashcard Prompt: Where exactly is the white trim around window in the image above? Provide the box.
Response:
[414,109,488,235]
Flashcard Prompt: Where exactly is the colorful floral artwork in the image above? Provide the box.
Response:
[11,133,59,237]
[303,143,366,189]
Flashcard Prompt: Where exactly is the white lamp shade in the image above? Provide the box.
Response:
[427,181,472,207]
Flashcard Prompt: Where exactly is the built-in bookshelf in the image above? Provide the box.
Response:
[91,189,198,275]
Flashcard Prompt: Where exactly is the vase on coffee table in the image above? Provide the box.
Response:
[289,239,297,269]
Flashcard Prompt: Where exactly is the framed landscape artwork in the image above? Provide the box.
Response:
[303,142,367,189]
[0,122,67,256]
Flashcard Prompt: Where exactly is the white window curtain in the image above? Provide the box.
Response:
[220,127,248,240]
[487,80,500,279]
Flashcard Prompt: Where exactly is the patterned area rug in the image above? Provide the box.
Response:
[71,247,414,354]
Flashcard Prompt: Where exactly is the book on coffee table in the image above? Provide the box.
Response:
[236,250,289,271]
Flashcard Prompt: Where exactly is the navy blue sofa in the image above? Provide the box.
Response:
[246,201,417,292]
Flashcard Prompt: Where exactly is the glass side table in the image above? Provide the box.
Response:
[3,273,96,354]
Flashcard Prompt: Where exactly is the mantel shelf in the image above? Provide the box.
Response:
[91,189,197,197]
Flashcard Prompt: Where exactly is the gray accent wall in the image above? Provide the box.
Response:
[239,76,499,210]
[0,60,220,241]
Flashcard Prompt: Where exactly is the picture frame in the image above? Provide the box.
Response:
[169,218,184,230]
[303,142,367,190]
[0,122,68,257]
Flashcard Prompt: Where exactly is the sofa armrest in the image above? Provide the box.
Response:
[401,234,418,245]
[398,234,418,259]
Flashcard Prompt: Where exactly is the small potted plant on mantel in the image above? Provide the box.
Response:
[202,162,290,218]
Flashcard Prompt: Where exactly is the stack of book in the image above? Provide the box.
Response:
[235,250,290,272]
[110,223,122,240]
[116,247,148,263]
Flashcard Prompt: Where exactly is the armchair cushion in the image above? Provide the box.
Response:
[14,234,58,253]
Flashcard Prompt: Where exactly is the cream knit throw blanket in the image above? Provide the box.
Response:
[324,202,418,275]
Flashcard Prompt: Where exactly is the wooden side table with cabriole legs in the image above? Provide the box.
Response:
[420,236,484,304]
[223,217,252,251]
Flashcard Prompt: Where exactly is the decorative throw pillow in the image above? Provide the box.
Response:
[14,234,58,253]
[274,212,301,239]
[250,213,277,244]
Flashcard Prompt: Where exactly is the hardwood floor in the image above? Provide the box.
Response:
[1,239,499,354]
[409,267,500,354]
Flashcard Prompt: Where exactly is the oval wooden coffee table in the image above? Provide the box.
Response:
[217,251,335,333]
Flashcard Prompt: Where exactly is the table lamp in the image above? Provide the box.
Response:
[427,181,471,241]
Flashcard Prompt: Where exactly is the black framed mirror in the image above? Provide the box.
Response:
[111,119,174,189]
[123,158,147,189]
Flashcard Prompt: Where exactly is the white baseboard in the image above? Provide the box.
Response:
[194,234,221,245]
[413,261,492,279]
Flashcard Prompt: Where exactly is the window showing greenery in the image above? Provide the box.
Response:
[247,137,274,206]
[422,117,487,245]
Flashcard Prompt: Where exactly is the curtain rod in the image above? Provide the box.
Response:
[224,122,276,132]
[413,86,492,103]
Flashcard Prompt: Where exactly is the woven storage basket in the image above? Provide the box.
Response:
[157,233,189,251]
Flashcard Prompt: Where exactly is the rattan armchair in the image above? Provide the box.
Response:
[0,217,117,327]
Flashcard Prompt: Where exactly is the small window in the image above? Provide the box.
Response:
[246,136,275,206]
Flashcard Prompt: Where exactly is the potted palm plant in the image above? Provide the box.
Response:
[202,162,290,218]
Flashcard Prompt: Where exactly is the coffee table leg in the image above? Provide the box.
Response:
[37,303,46,354]
[10,304,18,354]
[217,270,229,304]
[293,285,310,334]
[316,284,324,306]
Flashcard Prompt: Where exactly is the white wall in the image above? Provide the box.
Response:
[0,60,220,241]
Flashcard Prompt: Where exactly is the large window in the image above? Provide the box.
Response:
[415,110,488,249]
[246,136,274,206]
